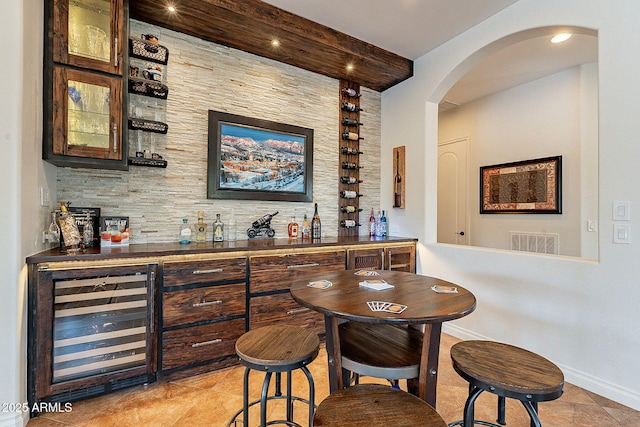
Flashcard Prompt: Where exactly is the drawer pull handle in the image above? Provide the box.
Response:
[192,300,222,308]
[287,263,320,269]
[192,268,223,275]
[192,339,222,348]
[287,307,311,315]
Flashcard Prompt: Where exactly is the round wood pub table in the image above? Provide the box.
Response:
[290,269,476,407]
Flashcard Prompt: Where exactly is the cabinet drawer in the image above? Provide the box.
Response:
[163,283,246,328]
[249,251,345,293]
[163,257,246,288]
[250,293,324,336]
[161,318,245,370]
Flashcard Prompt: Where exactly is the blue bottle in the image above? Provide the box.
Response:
[380,210,387,237]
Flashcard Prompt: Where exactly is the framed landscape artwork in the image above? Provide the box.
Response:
[207,110,313,202]
[480,155,562,214]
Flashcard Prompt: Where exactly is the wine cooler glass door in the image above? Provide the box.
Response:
[52,273,148,383]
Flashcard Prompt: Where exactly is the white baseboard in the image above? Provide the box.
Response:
[0,412,26,427]
[442,324,640,411]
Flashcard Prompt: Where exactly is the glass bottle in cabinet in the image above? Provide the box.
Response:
[52,0,125,76]
[47,66,124,165]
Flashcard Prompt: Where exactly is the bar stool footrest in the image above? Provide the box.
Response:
[227,394,316,427]
[449,421,505,427]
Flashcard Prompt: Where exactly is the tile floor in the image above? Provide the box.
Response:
[28,334,640,426]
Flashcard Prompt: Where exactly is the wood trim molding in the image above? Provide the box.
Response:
[130,0,412,92]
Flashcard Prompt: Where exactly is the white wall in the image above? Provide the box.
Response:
[438,65,597,257]
[383,0,640,410]
[2,0,43,426]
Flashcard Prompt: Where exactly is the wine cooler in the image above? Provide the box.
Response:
[52,274,148,383]
[28,263,158,410]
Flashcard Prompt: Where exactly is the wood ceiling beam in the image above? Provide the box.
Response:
[129,0,413,92]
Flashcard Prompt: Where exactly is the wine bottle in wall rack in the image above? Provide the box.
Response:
[341,102,363,112]
[340,190,363,199]
[341,161,363,170]
[342,117,363,126]
[341,88,361,97]
[342,132,364,141]
[340,205,363,213]
[341,147,363,155]
[340,219,361,228]
[340,176,363,184]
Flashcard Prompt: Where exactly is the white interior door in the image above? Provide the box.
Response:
[438,137,469,245]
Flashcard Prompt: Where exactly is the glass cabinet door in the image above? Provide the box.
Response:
[53,66,123,160]
[53,0,124,75]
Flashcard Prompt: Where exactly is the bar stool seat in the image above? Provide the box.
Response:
[228,325,320,427]
[449,340,564,427]
[339,322,423,389]
[313,384,447,426]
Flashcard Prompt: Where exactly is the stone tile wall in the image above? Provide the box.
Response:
[57,21,381,243]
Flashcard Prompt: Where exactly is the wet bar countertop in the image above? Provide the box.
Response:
[26,236,417,264]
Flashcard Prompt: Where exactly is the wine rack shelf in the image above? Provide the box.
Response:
[338,80,362,237]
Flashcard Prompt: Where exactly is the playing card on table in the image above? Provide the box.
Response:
[382,303,407,314]
[367,301,406,313]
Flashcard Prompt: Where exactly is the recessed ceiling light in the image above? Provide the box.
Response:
[551,33,571,43]
[346,64,354,71]
[167,6,176,12]
[272,40,280,47]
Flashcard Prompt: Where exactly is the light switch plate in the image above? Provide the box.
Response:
[613,201,631,221]
[613,224,631,244]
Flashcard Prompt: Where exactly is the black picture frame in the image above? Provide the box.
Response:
[480,155,562,214]
[207,110,313,202]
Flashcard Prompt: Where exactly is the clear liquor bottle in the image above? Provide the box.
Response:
[213,214,224,242]
[179,218,192,244]
[195,211,207,243]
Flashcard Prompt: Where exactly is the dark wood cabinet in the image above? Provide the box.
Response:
[160,257,247,375]
[27,237,416,403]
[347,243,416,273]
[27,262,158,410]
[248,250,346,334]
[44,0,128,169]
[52,0,125,76]
[50,66,124,161]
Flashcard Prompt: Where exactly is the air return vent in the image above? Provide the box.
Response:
[510,232,559,255]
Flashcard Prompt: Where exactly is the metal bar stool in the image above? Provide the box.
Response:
[448,340,564,427]
[313,384,447,426]
[227,325,319,427]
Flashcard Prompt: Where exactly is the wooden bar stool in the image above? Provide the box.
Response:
[227,325,320,427]
[339,322,423,391]
[449,340,564,427]
[313,384,447,426]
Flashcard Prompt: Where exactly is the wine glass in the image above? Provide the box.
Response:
[48,211,60,244]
